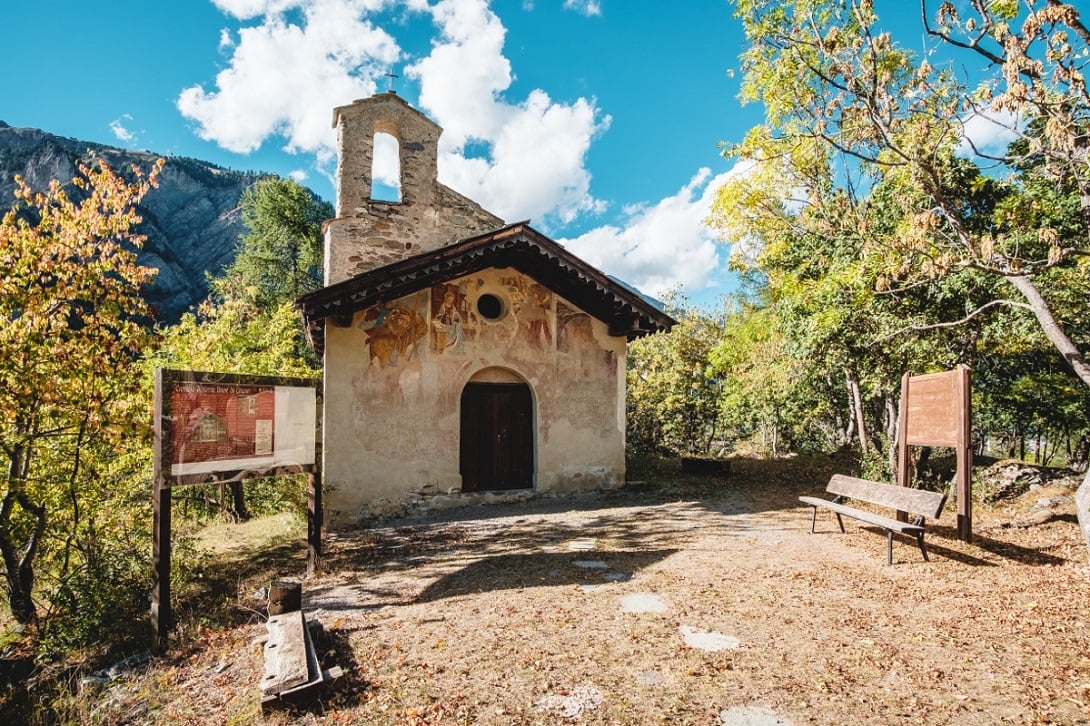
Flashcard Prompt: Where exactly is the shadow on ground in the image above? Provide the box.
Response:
[411,549,677,603]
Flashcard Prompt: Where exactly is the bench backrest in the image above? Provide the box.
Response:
[828,474,947,520]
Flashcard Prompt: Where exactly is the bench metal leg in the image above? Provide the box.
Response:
[834,512,845,533]
[887,531,893,565]
[809,507,817,534]
[916,532,929,562]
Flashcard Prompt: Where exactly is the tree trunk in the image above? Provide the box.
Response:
[886,394,899,477]
[845,368,869,455]
[0,441,45,625]
[1070,434,1089,473]
[228,482,251,522]
[917,447,932,477]
[0,499,46,625]
[825,373,849,446]
[1076,470,1090,565]
[1006,274,1090,387]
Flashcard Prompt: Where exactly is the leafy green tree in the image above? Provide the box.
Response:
[229,176,331,310]
[710,300,803,457]
[151,281,318,380]
[727,0,1090,387]
[627,295,726,456]
[0,160,161,625]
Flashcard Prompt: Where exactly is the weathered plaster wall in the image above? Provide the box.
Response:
[322,268,626,525]
[324,94,502,284]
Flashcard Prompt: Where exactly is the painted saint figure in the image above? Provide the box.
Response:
[432,289,467,355]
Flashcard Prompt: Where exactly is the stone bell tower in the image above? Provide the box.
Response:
[324,92,504,285]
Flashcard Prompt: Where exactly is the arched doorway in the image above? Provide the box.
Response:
[459,369,534,492]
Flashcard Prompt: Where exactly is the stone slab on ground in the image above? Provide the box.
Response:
[567,538,597,551]
[719,705,795,725]
[620,593,668,613]
[535,684,603,718]
[679,625,741,652]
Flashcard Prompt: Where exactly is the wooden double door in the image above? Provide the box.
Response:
[459,382,534,492]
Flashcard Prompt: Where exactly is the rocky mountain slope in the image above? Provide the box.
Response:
[0,121,266,323]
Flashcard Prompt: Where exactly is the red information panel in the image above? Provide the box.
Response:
[156,370,318,485]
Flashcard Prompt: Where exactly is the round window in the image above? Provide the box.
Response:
[476,293,505,320]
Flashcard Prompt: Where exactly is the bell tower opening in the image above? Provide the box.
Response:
[371,131,401,202]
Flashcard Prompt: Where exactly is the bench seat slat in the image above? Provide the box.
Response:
[798,496,923,534]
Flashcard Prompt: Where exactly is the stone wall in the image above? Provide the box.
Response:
[324,93,502,285]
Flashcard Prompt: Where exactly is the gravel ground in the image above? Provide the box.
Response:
[78,456,1090,725]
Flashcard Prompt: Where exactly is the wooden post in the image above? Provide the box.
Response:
[151,369,171,654]
[895,372,912,522]
[269,580,302,615]
[151,483,171,654]
[307,471,322,577]
[956,365,973,543]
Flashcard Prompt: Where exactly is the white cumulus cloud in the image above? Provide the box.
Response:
[407,0,609,226]
[109,114,137,144]
[559,167,735,300]
[177,0,400,157]
[563,0,602,17]
[957,107,1020,157]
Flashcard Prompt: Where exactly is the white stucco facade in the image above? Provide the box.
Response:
[321,267,627,523]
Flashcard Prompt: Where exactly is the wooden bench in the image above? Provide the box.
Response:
[799,474,947,565]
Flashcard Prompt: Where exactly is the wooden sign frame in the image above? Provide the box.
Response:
[896,366,972,542]
[152,369,323,652]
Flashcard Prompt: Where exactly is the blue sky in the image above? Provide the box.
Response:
[1,0,1014,307]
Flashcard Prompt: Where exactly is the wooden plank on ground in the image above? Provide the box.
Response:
[262,610,310,696]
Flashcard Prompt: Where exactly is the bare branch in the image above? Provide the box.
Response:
[870,298,1033,345]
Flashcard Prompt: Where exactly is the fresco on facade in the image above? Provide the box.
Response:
[431,283,470,355]
[557,301,610,379]
[431,274,555,355]
[358,292,429,367]
[503,276,553,350]
[557,302,594,352]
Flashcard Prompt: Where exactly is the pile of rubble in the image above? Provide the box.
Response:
[980,460,1083,503]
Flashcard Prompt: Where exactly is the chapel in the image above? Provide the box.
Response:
[297,92,674,524]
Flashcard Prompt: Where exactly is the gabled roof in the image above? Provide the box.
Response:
[296,222,676,354]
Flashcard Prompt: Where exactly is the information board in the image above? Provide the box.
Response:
[152,369,322,652]
[156,371,318,485]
